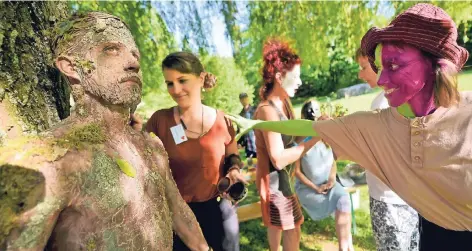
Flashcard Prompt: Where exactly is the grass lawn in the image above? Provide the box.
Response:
[238,183,375,251]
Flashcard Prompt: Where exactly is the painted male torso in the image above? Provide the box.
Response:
[2,120,173,251]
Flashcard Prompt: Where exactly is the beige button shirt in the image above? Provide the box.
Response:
[313,92,472,231]
[367,91,408,205]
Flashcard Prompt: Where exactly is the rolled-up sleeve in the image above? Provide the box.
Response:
[313,111,377,170]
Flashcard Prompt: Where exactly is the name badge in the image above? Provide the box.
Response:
[170,124,187,145]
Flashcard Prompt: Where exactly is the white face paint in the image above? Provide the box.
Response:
[281,64,302,97]
[310,101,321,119]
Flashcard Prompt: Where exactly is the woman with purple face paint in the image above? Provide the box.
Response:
[356,48,419,251]
[228,4,472,250]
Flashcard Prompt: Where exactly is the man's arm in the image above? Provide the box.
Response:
[164,166,209,251]
[143,131,208,250]
[2,164,66,250]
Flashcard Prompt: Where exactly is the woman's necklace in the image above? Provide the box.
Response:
[178,106,206,137]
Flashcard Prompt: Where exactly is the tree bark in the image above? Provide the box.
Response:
[0,2,69,140]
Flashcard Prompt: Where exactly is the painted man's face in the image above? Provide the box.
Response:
[377,43,433,107]
[81,20,142,109]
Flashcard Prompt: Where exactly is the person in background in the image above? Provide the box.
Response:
[229,4,472,250]
[237,92,257,159]
[356,48,419,251]
[146,51,246,251]
[253,39,318,251]
[295,100,354,251]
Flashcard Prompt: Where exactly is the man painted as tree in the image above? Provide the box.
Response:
[0,12,209,251]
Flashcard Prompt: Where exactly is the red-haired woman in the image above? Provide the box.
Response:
[253,39,318,250]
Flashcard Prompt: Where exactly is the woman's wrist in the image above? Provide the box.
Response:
[224,154,242,174]
[328,176,336,184]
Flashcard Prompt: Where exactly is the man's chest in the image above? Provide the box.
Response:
[55,143,173,250]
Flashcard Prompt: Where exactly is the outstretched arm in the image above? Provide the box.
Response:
[226,114,318,141]
[255,106,320,170]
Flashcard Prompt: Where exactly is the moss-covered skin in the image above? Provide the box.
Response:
[0,123,175,250]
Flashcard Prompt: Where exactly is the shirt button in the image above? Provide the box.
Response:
[414,156,421,161]
[413,142,421,147]
[414,131,420,135]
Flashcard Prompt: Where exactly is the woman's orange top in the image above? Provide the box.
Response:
[146,108,235,202]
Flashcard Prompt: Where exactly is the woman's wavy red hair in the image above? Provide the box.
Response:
[260,39,301,100]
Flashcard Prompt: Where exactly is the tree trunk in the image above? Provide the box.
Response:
[0,2,69,142]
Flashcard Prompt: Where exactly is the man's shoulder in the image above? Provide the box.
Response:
[336,109,389,129]
[0,134,94,196]
[0,134,77,167]
[11,120,105,173]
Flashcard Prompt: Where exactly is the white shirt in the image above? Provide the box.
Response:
[366,91,407,205]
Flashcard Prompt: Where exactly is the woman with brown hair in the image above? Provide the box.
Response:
[230,4,472,250]
[253,39,318,251]
[146,51,246,251]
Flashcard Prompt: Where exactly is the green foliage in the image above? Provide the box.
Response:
[320,102,349,118]
[236,1,379,99]
[391,1,472,26]
[68,1,472,115]
[201,55,254,114]
[70,1,252,116]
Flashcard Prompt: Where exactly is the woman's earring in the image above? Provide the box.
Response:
[202,87,205,92]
